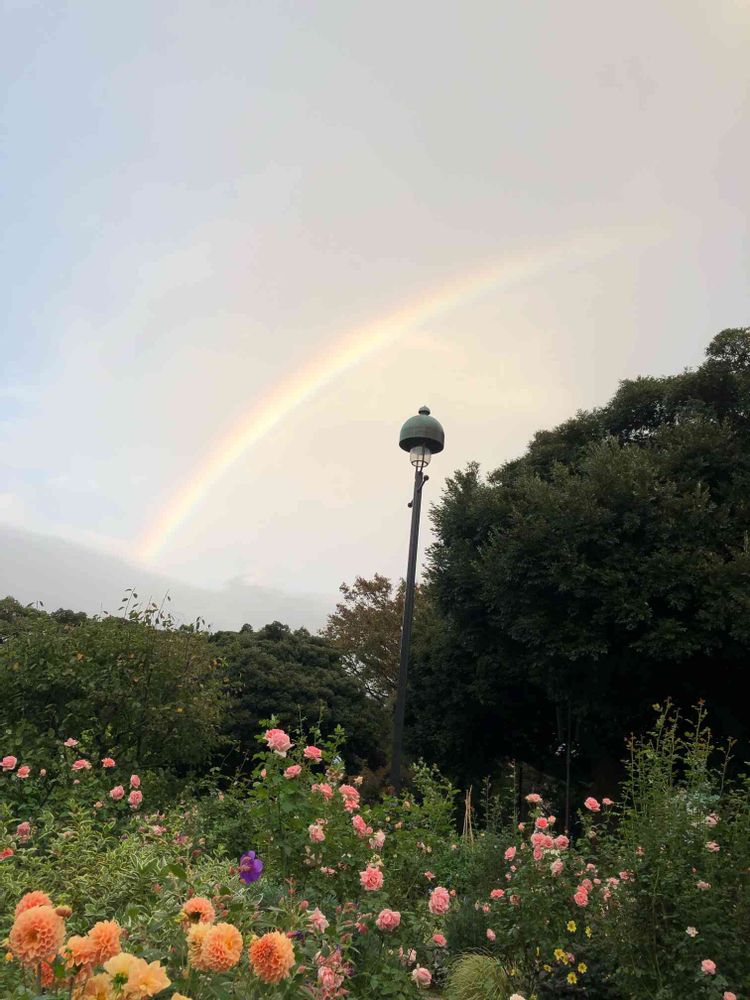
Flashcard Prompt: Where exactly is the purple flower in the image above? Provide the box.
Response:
[239,850,264,884]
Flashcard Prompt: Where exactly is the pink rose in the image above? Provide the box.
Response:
[352,814,373,838]
[72,759,92,771]
[573,888,589,907]
[696,880,711,890]
[16,765,30,779]
[16,821,31,841]
[63,738,79,748]
[312,782,333,800]
[602,797,614,805]
[554,835,569,849]
[411,966,432,988]
[1,756,17,772]
[701,959,716,975]
[283,765,302,779]
[705,813,719,827]
[0,847,13,860]
[359,865,384,891]
[339,784,360,812]
[504,846,516,861]
[128,789,143,809]
[303,746,322,762]
[584,797,600,812]
[101,757,116,768]
[109,785,125,801]
[320,866,336,876]
[432,933,447,947]
[525,793,542,804]
[705,841,720,852]
[535,816,548,829]
[318,967,336,989]
[264,728,292,756]
[375,908,401,931]
[428,886,450,915]
[369,830,386,850]
[486,928,496,941]
[490,888,505,899]
[130,774,141,788]
[307,907,329,933]
[550,859,564,876]
[724,993,737,1000]
[308,823,325,843]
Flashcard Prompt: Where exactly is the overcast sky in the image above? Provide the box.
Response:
[1,1,748,623]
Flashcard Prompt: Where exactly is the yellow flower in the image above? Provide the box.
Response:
[567,972,578,984]
[585,925,592,938]
[543,963,552,972]
[578,962,588,973]
[566,920,577,933]
[554,948,565,961]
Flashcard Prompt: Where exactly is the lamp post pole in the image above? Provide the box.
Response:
[390,405,444,790]
[390,465,425,790]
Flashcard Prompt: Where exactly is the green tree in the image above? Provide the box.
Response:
[211,621,387,770]
[0,601,227,773]
[411,328,750,788]
[322,574,414,705]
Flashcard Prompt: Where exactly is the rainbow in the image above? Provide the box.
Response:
[136,230,630,562]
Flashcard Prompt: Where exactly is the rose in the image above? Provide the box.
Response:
[490,889,505,899]
[283,765,302,779]
[264,728,292,756]
[551,859,564,876]
[412,966,432,987]
[128,790,143,809]
[375,909,401,932]
[525,793,542,804]
[486,928,496,941]
[1,756,17,772]
[16,765,30,779]
[109,785,125,801]
[428,887,450,915]
[72,759,92,771]
[308,824,325,843]
[554,835,569,849]
[369,830,386,849]
[573,889,589,907]
[700,959,716,975]
[432,933,447,947]
[504,846,516,861]
[307,908,329,933]
[359,865,384,891]
[101,758,116,768]
[130,774,141,788]
[303,746,322,762]
[63,738,79,747]
[584,797,600,812]
[16,822,31,841]
[535,816,548,829]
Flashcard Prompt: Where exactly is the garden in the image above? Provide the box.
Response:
[1,699,747,999]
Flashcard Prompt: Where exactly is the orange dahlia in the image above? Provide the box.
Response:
[180,896,216,927]
[14,891,53,917]
[186,924,210,971]
[248,930,295,984]
[62,934,97,968]
[9,905,65,964]
[74,972,113,999]
[87,920,121,965]
[200,923,243,972]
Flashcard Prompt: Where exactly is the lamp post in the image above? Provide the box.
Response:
[390,405,445,789]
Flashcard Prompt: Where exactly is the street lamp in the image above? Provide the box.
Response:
[390,405,445,789]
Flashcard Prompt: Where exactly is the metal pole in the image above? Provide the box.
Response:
[390,466,424,789]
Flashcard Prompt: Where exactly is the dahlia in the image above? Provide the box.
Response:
[9,905,66,964]
[200,923,243,972]
[248,930,295,984]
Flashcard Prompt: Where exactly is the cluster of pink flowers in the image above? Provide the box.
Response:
[2,756,31,778]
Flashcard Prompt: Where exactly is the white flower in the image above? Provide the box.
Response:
[686,926,698,937]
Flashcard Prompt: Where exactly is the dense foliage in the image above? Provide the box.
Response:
[410,328,750,788]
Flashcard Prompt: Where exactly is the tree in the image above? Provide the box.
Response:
[322,574,415,706]
[211,621,387,770]
[410,328,750,789]
[0,602,227,773]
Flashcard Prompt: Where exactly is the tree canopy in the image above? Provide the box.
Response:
[409,328,750,788]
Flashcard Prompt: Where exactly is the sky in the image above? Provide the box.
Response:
[1,1,748,627]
